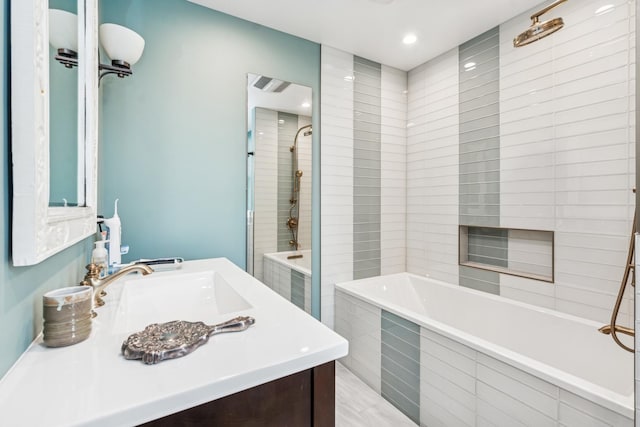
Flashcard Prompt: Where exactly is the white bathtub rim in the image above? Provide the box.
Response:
[335,274,634,419]
[263,251,312,277]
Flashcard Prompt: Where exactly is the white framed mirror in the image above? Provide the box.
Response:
[10,0,99,266]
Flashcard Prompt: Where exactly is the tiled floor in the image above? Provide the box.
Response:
[335,362,418,427]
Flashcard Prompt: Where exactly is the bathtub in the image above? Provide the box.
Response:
[335,273,633,426]
[263,250,311,314]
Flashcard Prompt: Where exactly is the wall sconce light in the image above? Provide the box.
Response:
[99,23,145,81]
[49,10,145,83]
[49,9,79,68]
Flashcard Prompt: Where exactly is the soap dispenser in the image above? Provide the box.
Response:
[91,239,108,279]
[103,199,122,269]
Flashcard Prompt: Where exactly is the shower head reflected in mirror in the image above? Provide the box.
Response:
[513,0,567,47]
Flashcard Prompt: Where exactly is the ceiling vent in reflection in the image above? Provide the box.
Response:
[252,75,291,93]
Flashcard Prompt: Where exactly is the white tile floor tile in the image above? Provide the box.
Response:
[335,362,417,427]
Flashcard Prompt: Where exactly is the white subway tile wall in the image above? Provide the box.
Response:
[381,65,408,275]
[499,0,635,326]
[262,257,291,301]
[402,0,636,325]
[406,48,460,284]
[321,46,355,328]
[253,108,279,281]
[335,290,382,393]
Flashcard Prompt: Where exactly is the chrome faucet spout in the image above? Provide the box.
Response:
[81,263,154,308]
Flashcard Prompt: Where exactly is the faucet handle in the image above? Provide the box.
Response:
[84,263,101,278]
[80,263,101,287]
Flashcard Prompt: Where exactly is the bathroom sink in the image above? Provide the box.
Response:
[111,270,252,333]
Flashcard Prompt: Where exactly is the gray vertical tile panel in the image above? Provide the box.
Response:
[290,269,305,310]
[381,310,420,424]
[458,26,500,228]
[459,265,500,295]
[459,27,501,292]
[354,56,382,280]
[277,112,298,251]
[467,227,508,268]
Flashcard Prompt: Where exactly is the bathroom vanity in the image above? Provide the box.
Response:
[0,258,348,426]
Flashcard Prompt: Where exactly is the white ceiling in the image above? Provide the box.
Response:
[187,0,546,71]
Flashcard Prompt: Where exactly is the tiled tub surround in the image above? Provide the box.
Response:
[320,1,637,419]
[263,250,312,314]
[335,273,633,426]
[405,0,635,325]
[320,46,407,328]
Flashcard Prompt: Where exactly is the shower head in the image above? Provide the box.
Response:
[304,128,312,137]
[513,0,567,48]
[514,17,564,47]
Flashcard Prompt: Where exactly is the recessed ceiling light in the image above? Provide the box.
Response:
[344,75,354,81]
[402,33,417,45]
[464,62,476,71]
[278,119,285,124]
[595,4,614,15]
[301,102,311,108]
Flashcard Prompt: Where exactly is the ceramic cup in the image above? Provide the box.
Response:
[43,286,93,347]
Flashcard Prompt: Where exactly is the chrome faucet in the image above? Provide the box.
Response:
[81,263,154,308]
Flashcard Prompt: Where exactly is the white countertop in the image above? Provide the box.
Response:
[0,258,348,426]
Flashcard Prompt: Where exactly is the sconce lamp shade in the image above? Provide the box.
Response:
[49,9,78,52]
[99,23,145,66]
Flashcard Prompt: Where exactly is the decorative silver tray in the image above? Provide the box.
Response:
[121,316,255,364]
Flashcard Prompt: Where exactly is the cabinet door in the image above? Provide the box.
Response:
[141,362,335,427]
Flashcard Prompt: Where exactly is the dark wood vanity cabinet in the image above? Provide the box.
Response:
[140,361,335,427]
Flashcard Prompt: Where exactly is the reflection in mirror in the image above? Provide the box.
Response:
[247,73,313,314]
[11,0,98,266]
[48,0,80,207]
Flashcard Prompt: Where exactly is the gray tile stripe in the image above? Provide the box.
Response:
[459,265,500,295]
[290,269,305,310]
[459,27,502,293]
[459,30,499,54]
[353,56,381,280]
[278,112,298,251]
[381,310,420,424]
[468,227,508,269]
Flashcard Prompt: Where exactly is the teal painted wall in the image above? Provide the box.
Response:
[99,0,321,272]
[0,0,323,379]
[0,0,93,377]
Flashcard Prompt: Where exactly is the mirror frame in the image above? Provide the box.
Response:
[11,0,99,266]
